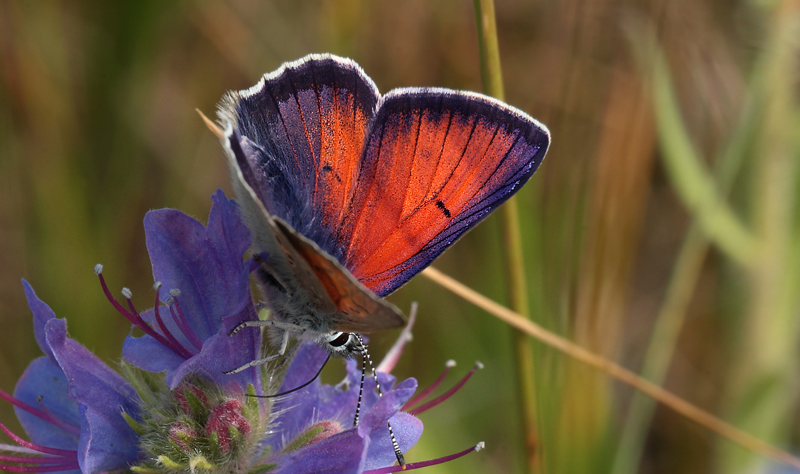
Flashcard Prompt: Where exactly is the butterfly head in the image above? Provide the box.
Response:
[322,331,363,356]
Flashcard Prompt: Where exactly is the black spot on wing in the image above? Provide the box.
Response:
[436,200,452,218]
[321,163,342,183]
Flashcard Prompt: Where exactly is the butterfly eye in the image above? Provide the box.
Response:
[327,332,352,348]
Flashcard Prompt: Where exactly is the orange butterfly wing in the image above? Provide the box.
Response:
[220,55,549,333]
[339,89,550,296]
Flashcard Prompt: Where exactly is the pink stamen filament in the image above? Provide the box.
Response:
[0,422,76,457]
[0,420,79,472]
[169,297,203,352]
[0,454,74,464]
[362,442,484,474]
[0,461,81,473]
[97,272,189,358]
[0,390,79,436]
[402,361,454,410]
[36,398,81,436]
[0,391,51,426]
[151,285,194,359]
[124,296,139,318]
[407,363,481,416]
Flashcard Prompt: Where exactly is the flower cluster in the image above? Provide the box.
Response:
[1,191,481,473]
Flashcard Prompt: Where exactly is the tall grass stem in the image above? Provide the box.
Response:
[472,1,538,472]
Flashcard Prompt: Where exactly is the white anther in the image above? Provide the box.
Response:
[446,359,457,368]
[475,441,485,452]
[121,288,132,299]
[169,289,181,297]
[94,264,103,275]
[475,361,484,370]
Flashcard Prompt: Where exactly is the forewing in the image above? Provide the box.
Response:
[218,131,338,315]
[217,54,380,263]
[273,218,406,333]
[341,89,550,297]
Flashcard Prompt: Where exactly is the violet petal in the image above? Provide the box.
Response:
[44,318,141,473]
[273,429,367,474]
[14,356,81,452]
[358,378,417,435]
[121,323,187,375]
[142,190,251,341]
[363,412,423,470]
[278,342,330,393]
[21,280,57,362]
[358,378,421,470]
[165,301,261,390]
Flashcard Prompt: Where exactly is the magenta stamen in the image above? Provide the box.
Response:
[169,297,203,352]
[124,297,140,321]
[36,398,80,436]
[362,442,484,473]
[0,389,49,425]
[151,286,193,359]
[403,360,454,410]
[97,271,139,324]
[97,272,181,356]
[407,362,482,416]
[0,454,72,464]
[0,461,81,473]
[0,389,79,436]
[0,422,77,457]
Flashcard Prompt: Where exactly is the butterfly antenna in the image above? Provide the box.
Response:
[355,335,406,467]
[247,352,331,399]
[354,349,367,427]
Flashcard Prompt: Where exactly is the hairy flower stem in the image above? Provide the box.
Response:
[472,1,539,473]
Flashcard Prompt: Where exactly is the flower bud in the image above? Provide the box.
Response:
[168,420,200,452]
[205,399,251,454]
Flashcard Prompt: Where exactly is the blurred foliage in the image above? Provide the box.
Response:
[1,1,800,474]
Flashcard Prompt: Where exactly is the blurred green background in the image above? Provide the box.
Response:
[1,1,799,473]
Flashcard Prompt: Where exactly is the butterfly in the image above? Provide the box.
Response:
[214,53,550,367]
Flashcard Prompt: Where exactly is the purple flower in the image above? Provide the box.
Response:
[106,190,262,390]
[265,342,421,474]
[261,307,485,473]
[0,281,141,473]
[92,191,273,472]
[2,191,484,473]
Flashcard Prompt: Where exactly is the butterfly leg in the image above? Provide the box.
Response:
[229,318,307,336]
[224,329,291,375]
